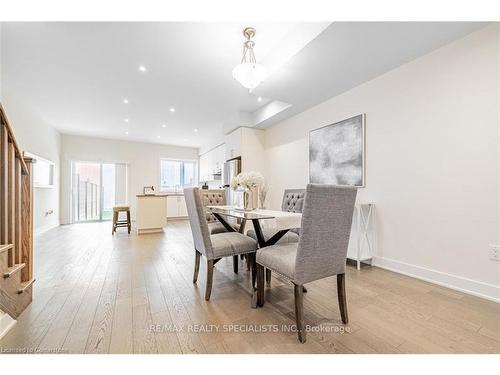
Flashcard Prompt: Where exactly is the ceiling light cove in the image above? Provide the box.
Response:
[138,65,147,73]
[232,27,267,90]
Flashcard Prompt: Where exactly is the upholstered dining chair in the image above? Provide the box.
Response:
[255,184,357,343]
[247,188,306,245]
[198,189,239,234]
[199,189,244,273]
[281,188,306,213]
[247,188,306,285]
[184,187,258,301]
[281,189,306,235]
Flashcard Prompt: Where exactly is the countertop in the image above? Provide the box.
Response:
[136,192,184,197]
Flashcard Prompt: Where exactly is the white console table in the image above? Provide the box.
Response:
[348,202,376,270]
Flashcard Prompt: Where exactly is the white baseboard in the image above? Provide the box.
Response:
[0,313,16,340]
[35,222,60,236]
[372,256,500,303]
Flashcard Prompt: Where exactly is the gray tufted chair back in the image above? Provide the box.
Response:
[281,189,306,213]
[199,189,226,223]
[294,184,357,285]
[184,187,214,258]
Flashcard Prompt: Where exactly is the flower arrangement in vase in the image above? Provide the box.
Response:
[230,171,265,211]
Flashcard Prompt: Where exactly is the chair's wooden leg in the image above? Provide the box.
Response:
[256,263,265,307]
[246,254,251,271]
[303,286,308,293]
[294,284,306,343]
[112,211,117,234]
[193,250,201,283]
[337,273,348,324]
[265,268,271,287]
[127,210,131,234]
[205,259,214,301]
[233,255,238,274]
[247,253,257,288]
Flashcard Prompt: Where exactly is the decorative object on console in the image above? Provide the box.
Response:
[230,171,264,211]
[143,186,155,195]
[309,114,365,187]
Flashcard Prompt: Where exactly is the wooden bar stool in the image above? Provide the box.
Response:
[112,205,131,234]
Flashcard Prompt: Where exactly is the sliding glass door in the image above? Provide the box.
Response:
[71,161,123,222]
[101,163,116,220]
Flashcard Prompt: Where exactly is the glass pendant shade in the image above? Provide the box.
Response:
[232,62,267,90]
[232,27,267,90]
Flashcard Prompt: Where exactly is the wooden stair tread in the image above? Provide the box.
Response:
[0,244,13,254]
[4,263,26,278]
[18,279,35,294]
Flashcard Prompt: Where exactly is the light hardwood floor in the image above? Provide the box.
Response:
[0,221,498,354]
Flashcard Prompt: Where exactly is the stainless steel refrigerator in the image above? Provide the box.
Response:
[223,157,241,206]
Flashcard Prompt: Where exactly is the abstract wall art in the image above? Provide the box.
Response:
[309,114,365,187]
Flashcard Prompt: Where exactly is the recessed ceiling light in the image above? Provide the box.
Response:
[161,124,167,128]
[157,135,161,139]
[257,97,262,102]
[124,131,129,135]
[183,139,188,142]
[123,98,129,104]
[138,65,147,72]
[124,118,129,123]
[169,107,175,113]
[194,128,198,133]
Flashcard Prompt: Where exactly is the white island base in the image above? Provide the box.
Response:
[136,195,167,235]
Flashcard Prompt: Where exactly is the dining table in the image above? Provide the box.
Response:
[206,205,302,308]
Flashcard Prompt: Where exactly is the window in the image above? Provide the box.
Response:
[26,153,55,188]
[160,159,197,192]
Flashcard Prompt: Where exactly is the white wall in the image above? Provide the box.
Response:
[264,25,500,300]
[0,94,62,235]
[1,23,62,235]
[60,134,199,224]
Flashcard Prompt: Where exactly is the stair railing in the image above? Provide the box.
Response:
[0,103,35,317]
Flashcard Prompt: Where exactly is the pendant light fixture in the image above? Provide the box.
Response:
[232,27,267,90]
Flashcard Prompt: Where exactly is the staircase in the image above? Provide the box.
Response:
[0,103,35,319]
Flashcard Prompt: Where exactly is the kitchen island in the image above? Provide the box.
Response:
[136,193,188,234]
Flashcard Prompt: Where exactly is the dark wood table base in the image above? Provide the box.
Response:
[212,212,300,308]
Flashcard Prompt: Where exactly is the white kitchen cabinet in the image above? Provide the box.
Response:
[166,196,179,218]
[225,128,242,159]
[199,154,209,182]
[199,144,225,182]
[178,196,188,217]
[166,195,188,219]
[224,127,265,173]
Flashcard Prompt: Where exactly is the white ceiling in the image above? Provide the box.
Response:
[0,22,487,149]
